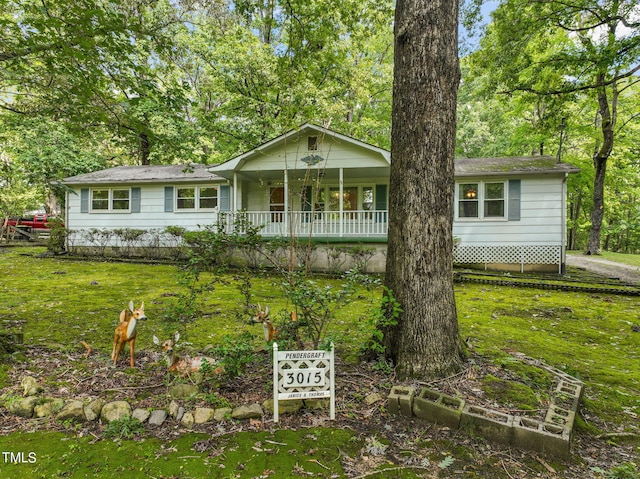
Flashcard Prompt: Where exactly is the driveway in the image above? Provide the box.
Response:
[566,253,640,285]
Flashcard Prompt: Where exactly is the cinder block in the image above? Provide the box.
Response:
[545,404,575,429]
[412,388,464,429]
[460,405,514,445]
[388,386,414,417]
[553,381,583,411]
[512,416,571,459]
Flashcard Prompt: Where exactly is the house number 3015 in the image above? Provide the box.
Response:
[285,368,325,387]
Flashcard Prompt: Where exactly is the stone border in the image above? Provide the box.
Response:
[4,379,334,431]
[388,354,584,459]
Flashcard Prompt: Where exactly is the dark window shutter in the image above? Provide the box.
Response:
[164,187,174,212]
[375,184,388,223]
[508,179,521,221]
[80,189,89,213]
[131,188,141,213]
[219,185,231,211]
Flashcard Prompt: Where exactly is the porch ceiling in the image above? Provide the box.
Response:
[236,167,390,182]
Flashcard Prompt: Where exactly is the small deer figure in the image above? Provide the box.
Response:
[153,332,222,377]
[111,301,147,367]
[252,304,276,341]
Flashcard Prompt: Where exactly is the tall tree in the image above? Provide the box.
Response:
[472,0,640,255]
[0,0,198,165]
[383,0,465,379]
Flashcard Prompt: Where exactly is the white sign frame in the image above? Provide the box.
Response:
[272,342,335,422]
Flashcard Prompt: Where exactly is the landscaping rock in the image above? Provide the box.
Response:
[232,403,263,420]
[305,399,330,410]
[262,399,304,415]
[56,400,86,423]
[8,397,39,418]
[176,406,185,422]
[169,384,199,399]
[101,401,132,423]
[132,408,151,423]
[181,411,194,428]
[34,398,64,418]
[364,393,384,405]
[213,407,232,421]
[84,399,104,421]
[169,400,180,418]
[149,409,168,426]
[21,376,43,397]
[194,407,214,424]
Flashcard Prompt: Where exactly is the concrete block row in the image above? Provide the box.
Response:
[388,358,584,459]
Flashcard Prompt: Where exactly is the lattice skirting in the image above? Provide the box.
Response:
[454,245,562,266]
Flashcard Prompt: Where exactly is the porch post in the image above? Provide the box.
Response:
[284,170,289,235]
[339,168,344,237]
[233,172,239,210]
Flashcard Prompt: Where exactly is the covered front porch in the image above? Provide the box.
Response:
[218,209,389,239]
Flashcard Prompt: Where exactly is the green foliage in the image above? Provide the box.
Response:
[592,463,640,479]
[45,218,67,254]
[103,416,145,440]
[362,286,402,359]
[280,270,359,349]
[212,332,256,379]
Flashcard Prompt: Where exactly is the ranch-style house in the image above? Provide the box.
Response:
[61,123,580,272]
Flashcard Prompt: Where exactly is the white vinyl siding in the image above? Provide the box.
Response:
[453,177,564,246]
[69,185,222,231]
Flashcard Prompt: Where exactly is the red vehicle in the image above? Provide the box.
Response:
[5,213,61,231]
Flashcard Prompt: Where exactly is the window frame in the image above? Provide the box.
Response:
[90,188,131,213]
[175,185,219,212]
[456,180,507,220]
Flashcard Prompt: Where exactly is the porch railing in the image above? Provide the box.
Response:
[218,210,389,238]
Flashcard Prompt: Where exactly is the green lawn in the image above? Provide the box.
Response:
[1,246,639,478]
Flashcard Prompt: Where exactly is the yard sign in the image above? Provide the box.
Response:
[272,342,335,422]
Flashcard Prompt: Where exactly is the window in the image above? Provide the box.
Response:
[91,189,109,211]
[484,183,505,217]
[199,187,218,209]
[91,188,130,212]
[362,187,374,211]
[176,187,196,209]
[457,181,506,219]
[308,136,318,151]
[112,189,130,210]
[175,186,218,210]
[458,183,479,218]
[329,187,357,211]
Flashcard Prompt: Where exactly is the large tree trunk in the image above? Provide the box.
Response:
[382,0,464,379]
[139,131,151,166]
[586,75,616,255]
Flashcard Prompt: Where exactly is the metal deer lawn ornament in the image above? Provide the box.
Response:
[111,301,147,367]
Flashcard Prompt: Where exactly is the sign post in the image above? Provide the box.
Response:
[272,342,335,422]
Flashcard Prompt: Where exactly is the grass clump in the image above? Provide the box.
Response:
[103,416,146,440]
[481,374,542,413]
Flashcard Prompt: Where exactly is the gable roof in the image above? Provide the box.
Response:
[208,123,391,178]
[61,164,223,185]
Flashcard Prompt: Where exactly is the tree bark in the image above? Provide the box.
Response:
[586,74,616,255]
[382,0,465,379]
[139,131,151,166]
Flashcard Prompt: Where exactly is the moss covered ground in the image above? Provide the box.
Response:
[0,246,638,478]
